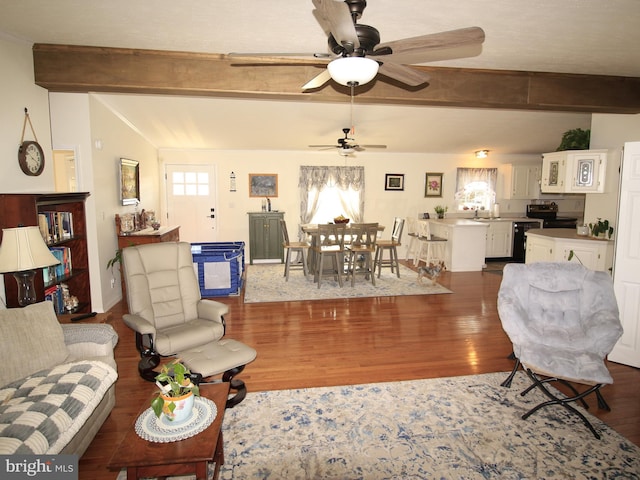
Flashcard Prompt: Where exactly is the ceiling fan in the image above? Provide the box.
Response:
[230,0,485,90]
[310,127,387,155]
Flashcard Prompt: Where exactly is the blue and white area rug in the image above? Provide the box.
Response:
[217,372,639,479]
[243,263,451,303]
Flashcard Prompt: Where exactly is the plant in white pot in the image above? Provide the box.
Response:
[151,359,200,423]
[434,205,448,219]
[589,218,614,239]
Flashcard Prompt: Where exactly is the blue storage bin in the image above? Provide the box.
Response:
[191,242,245,296]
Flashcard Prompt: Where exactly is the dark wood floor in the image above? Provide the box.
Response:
[82,262,640,479]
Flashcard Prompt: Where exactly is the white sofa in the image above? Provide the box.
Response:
[0,301,118,456]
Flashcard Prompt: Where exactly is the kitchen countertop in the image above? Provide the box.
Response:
[430,218,489,227]
[471,217,541,223]
[525,228,613,242]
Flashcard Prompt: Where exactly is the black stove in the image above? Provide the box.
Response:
[526,203,578,229]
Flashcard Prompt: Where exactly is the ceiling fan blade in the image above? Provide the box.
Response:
[302,69,333,90]
[377,62,431,86]
[313,0,359,52]
[375,27,485,64]
[309,145,339,149]
[360,145,387,149]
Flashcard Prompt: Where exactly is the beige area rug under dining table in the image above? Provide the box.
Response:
[243,263,452,303]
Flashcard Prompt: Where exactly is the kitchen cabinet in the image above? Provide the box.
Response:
[525,229,614,272]
[502,163,541,199]
[484,221,513,258]
[248,212,284,264]
[541,149,607,193]
[429,219,488,272]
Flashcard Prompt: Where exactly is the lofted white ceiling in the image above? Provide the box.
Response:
[2,0,639,154]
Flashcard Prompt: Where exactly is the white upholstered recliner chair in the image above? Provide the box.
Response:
[121,242,257,408]
[498,262,623,439]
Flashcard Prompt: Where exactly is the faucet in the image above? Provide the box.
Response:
[474,208,479,218]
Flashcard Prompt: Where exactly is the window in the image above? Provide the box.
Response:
[455,168,497,211]
[299,166,365,226]
[172,171,210,196]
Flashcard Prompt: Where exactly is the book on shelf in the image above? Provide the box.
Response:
[38,211,74,244]
[43,246,72,284]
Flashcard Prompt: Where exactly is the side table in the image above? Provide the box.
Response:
[108,382,230,480]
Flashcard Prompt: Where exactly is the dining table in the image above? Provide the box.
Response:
[300,223,385,280]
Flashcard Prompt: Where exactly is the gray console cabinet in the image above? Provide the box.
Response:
[248,212,284,264]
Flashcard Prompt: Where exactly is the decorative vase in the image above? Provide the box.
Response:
[160,391,195,424]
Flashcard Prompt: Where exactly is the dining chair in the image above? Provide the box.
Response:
[312,223,347,288]
[374,217,404,278]
[279,219,310,281]
[414,220,447,267]
[346,223,379,287]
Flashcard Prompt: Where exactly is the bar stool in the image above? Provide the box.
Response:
[405,217,421,264]
[414,220,447,267]
[374,217,404,278]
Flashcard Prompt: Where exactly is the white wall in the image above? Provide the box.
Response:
[0,36,54,307]
[158,148,548,252]
[586,113,640,230]
[49,93,159,311]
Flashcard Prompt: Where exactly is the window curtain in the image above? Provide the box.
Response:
[454,167,498,208]
[299,166,365,227]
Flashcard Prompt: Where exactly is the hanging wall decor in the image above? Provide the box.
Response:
[425,173,443,197]
[120,158,140,205]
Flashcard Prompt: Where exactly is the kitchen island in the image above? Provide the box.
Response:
[427,218,489,272]
[525,228,614,272]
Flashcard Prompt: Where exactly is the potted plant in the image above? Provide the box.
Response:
[589,218,614,239]
[434,205,448,219]
[151,359,200,423]
[556,128,590,151]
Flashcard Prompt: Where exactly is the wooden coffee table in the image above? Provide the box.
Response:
[108,382,230,480]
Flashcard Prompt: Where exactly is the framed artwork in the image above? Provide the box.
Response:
[425,172,443,197]
[120,158,140,205]
[249,173,278,197]
[385,173,404,191]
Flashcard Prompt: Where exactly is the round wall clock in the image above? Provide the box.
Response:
[18,140,45,176]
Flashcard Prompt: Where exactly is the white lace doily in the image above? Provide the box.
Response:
[135,396,217,443]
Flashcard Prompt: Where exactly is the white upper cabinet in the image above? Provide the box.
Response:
[541,149,608,193]
[502,163,541,199]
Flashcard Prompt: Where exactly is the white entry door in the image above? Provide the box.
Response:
[609,142,640,368]
[165,164,218,243]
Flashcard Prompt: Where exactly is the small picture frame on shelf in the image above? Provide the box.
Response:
[120,158,140,205]
[385,174,404,191]
[249,174,278,197]
[425,172,443,197]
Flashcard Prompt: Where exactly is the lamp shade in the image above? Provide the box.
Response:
[327,57,379,87]
[0,226,60,273]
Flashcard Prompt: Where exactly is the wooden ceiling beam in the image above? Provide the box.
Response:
[33,44,640,114]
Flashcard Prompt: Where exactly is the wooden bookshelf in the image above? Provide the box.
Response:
[0,192,91,312]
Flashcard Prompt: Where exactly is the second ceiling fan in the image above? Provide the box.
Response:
[309,127,387,155]
[231,0,486,90]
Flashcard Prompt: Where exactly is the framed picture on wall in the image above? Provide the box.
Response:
[120,158,140,205]
[249,173,278,197]
[385,174,404,191]
[425,172,443,197]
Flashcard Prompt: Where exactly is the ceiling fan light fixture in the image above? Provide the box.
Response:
[339,147,355,156]
[327,57,379,87]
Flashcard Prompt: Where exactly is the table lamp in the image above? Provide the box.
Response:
[0,226,60,307]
